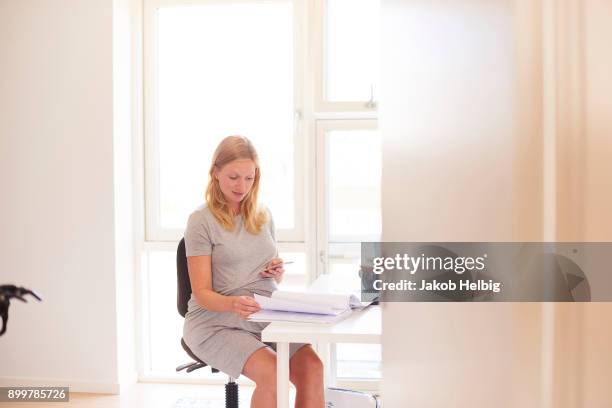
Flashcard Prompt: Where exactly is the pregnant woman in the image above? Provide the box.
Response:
[183,135,324,408]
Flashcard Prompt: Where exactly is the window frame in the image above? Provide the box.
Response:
[315,119,379,274]
[313,0,379,112]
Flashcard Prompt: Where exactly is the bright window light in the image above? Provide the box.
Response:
[337,343,382,379]
[327,129,382,241]
[326,0,380,101]
[156,2,294,230]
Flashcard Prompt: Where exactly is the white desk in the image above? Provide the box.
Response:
[261,305,381,408]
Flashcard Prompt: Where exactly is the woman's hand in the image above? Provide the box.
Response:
[260,258,285,283]
[230,295,261,319]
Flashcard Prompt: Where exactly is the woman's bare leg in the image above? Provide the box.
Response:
[242,346,278,408]
[289,345,325,408]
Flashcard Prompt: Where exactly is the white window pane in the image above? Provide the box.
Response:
[156,3,294,231]
[337,343,382,379]
[328,129,382,241]
[146,249,220,379]
[146,250,183,373]
[326,0,380,101]
[328,242,362,287]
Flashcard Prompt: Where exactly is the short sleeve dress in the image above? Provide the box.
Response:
[182,204,308,379]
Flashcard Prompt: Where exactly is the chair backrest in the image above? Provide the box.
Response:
[176,238,191,317]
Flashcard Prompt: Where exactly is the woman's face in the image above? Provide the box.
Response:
[215,159,256,209]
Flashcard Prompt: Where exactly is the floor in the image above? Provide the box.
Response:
[4,383,296,408]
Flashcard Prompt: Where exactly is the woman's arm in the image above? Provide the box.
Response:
[187,255,260,318]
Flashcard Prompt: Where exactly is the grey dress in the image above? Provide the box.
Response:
[182,205,308,379]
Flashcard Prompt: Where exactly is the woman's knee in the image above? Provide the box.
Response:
[290,346,324,385]
[242,346,277,389]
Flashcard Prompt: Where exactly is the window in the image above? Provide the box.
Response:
[315,0,380,110]
[145,0,303,242]
[141,0,381,389]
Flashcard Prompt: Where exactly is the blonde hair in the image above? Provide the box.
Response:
[205,135,268,233]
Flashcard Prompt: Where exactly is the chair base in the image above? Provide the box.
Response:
[225,380,239,408]
[176,338,239,406]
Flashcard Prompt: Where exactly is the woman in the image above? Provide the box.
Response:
[183,136,324,408]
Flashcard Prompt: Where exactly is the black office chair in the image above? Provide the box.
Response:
[175,238,239,408]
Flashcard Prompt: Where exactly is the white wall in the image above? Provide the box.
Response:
[580,0,612,240]
[0,0,138,393]
[380,0,543,243]
[380,0,611,406]
[380,1,544,406]
[551,1,612,406]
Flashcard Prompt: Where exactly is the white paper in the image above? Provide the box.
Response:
[254,293,343,315]
[248,308,352,324]
[247,275,371,323]
[271,291,351,311]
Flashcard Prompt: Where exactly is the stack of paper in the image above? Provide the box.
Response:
[247,284,371,324]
